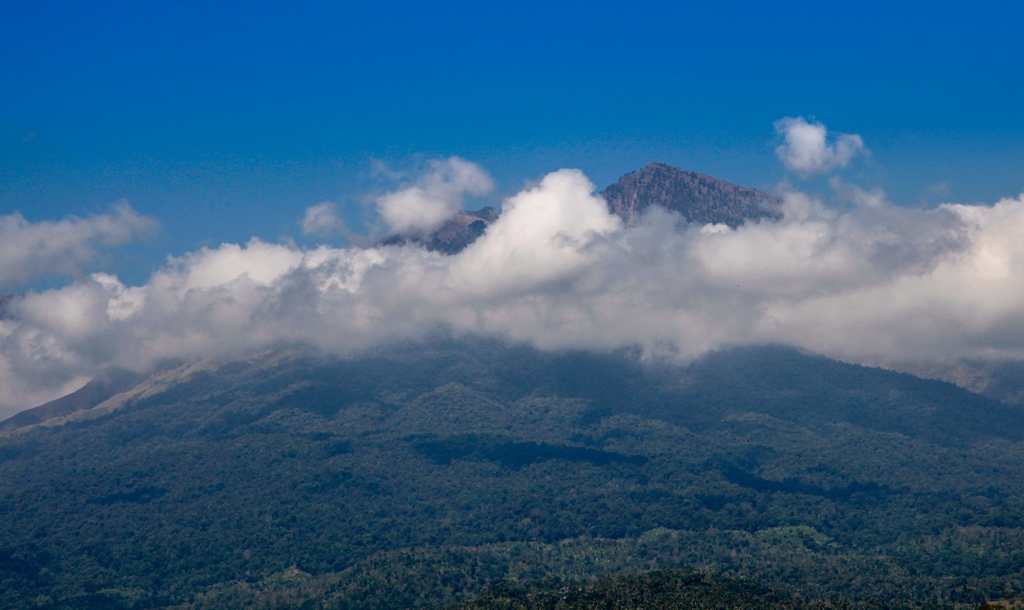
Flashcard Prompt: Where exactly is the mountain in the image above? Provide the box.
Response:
[3,164,1021,609]
[600,162,782,227]
[383,163,781,253]
[2,339,1024,609]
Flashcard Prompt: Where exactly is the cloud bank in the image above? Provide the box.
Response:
[0,203,156,291]
[2,161,1024,416]
[775,117,868,176]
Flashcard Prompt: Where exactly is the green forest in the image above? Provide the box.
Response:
[2,339,1024,609]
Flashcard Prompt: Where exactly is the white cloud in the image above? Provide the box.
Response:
[775,117,868,177]
[449,169,620,296]
[301,202,345,238]
[375,157,494,235]
[3,163,1024,418]
[0,203,157,291]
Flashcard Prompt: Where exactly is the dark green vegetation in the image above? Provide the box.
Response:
[2,339,1024,609]
[456,568,862,609]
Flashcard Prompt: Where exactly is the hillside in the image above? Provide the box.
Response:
[0,368,144,433]
[2,339,1024,608]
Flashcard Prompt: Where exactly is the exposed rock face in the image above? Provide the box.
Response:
[378,207,499,255]
[600,162,782,227]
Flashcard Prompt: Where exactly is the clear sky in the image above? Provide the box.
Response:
[1,0,1022,283]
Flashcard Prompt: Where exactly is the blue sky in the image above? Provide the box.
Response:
[1,0,1022,285]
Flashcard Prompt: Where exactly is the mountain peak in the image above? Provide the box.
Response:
[384,164,779,253]
[600,162,782,227]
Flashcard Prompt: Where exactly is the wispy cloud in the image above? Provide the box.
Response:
[775,117,868,177]
[301,202,346,238]
[0,202,157,291]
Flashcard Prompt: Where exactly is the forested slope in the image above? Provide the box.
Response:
[455,569,866,610]
[1,339,1023,608]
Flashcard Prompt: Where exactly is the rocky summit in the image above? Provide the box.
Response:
[600,162,782,228]
[383,163,782,254]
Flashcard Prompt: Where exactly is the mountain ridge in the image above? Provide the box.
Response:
[5,340,1016,444]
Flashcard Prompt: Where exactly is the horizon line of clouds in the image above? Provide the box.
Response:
[1,119,1022,416]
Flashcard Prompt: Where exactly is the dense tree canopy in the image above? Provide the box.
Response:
[1,339,1023,609]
